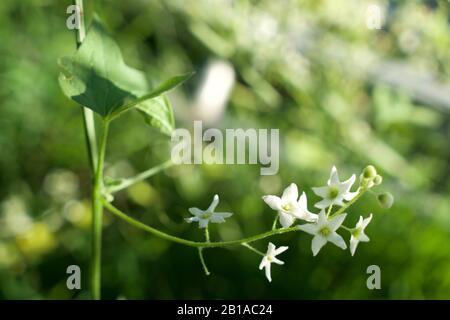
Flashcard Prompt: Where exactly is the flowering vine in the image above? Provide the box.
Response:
[102,164,393,283]
[60,8,394,297]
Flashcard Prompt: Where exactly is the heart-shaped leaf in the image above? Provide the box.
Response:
[59,15,148,117]
[58,15,191,135]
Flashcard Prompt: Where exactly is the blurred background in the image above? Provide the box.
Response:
[0,0,449,299]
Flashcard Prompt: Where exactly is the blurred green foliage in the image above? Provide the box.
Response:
[0,0,449,299]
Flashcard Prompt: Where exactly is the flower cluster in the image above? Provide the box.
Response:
[185,165,391,282]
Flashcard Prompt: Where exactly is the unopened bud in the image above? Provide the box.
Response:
[373,175,383,185]
[377,192,394,209]
[363,165,377,179]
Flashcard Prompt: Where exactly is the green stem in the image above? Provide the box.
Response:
[108,160,173,194]
[241,242,265,257]
[329,187,367,219]
[326,204,333,217]
[197,248,210,276]
[340,225,353,232]
[73,0,98,172]
[204,225,210,242]
[73,0,101,300]
[271,215,278,230]
[102,199,299,248]
[91,120,110,300]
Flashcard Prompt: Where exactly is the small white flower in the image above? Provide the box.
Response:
[350,214,372,256]
[259,242,289,282]
[312,166,358,209]
[298,210,347,256]
[185,194,233,228]
[262,183,318,228]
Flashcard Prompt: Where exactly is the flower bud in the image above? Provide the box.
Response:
[377,192,394,209]
[373,175,383,185]
[363,165,377,179]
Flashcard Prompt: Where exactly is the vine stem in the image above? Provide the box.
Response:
[72,0,101,300]
[108,160,173,194]
[73,0,98,171]
[91,120,110,300]
[101,185,367,250]
[102,199,299,248]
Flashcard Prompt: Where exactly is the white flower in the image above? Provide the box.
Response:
[297,210,347,256]
[185,194,233,228]
[259,242,289,282]
[262,183,318,228]
[350,214,372,256]
[312,166,358,209]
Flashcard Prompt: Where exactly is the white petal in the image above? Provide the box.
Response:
[207,194,220,212]
[292,193,317,222]
[312,186,329,198]
[362,214,373,229]
[311,235,327,256]
[262,195,282,211]
[328,166,340,185]
[328,232,347,249]
[198,219,209,228]
[303,213,319,223]
[210,215,225,223]
[292,209,318,222]
[317,209,328,225]
[278,212,295,228]
[185,217,199,223]
[298,192,307,208]
[339,174,356,193]
[331,196,345,207]
[328,213,347,232]
[267,242,276,255]
[350,236,359,256]
[343,190,358,201]
[359,233,370,242]
[281,183,298,203]
[274,245,289,255]
[355,216,364,229]
[297,223,317,235]
[259,257,268,270]
[215,212,233,218]
[264,263,272,282]
[272,257,284,265]
[314,198,332,209]
[188,207,204,216]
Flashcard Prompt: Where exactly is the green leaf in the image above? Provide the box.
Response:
[58,15,191,135]
[58,15,148,117]
[137,95,175,136]
[109,72,193,120]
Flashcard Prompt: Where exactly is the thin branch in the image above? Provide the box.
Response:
[198,248,211,276]
[101,199,299,248]
[108,160,173,193]
[241,243,265,257]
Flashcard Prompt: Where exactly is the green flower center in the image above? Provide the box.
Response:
[319,227,331,237]
[328,187,339,199]
[352,228,361,237]
[267,256,273,262]
[201,212,212,219]
[281,203,292,212]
